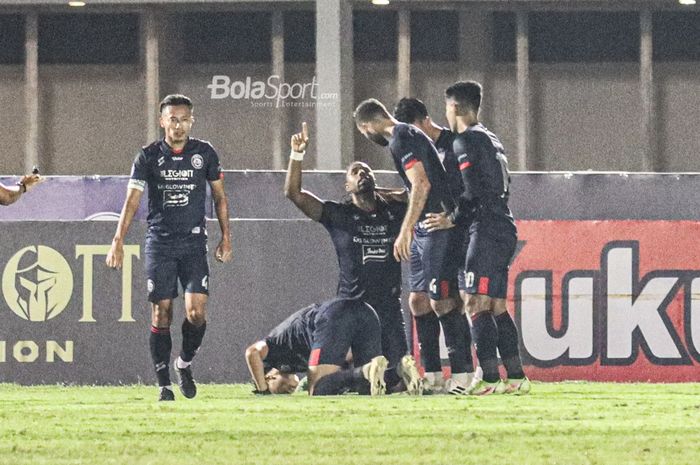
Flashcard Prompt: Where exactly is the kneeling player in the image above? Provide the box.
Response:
[245,298,421,396]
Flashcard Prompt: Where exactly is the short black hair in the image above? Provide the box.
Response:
[353,98,392,123]
[393,97,429,124]
[159,94,193,113]
[444,81,482,114]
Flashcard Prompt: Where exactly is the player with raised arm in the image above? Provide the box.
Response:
[106,94,232,401]
[245,299,389,396]
[284,122,421,395]
[354,99,474,395]
[427,81,529,395]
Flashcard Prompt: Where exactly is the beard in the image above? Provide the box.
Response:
[366,132,389,147]
[356,177,376,194]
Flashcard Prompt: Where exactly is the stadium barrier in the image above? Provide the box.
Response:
[0,171,698,384]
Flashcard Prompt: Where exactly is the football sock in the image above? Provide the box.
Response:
[150,326,172,387]
[181,319,207,363]
[313,368,364,396]
[471,312,500,383]
[495,312,526,379]
[438,307,472,375]
[414,313,442,373]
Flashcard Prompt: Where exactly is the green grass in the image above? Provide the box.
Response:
[1,383,699,465]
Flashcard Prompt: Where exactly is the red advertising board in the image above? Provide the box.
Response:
[513,220,700,382]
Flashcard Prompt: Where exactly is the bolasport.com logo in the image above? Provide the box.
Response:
[207,75,338,108]
[0,244,139,364]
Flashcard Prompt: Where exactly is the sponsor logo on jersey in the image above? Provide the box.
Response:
[160,169,194,180]
[358,224,388,236]
[191,154,204,170]
[163,190,190,208]
[362,245,389,264]
[157,156,165,166]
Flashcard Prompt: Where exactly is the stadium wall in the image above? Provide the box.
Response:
[0,171,699,384]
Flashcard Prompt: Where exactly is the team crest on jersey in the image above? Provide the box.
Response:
[191,154,204,169]
[362,245,389,264]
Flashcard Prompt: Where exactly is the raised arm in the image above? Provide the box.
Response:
[0,172,42,206]
[283,122,324,222]
[245,340,270,393]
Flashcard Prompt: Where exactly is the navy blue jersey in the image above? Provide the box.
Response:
[434,127,465,201]
[452,124,516,234]
[129,138,223,240]
[319,197,406,311]
[264,303,318,373]
[388,123,455,217]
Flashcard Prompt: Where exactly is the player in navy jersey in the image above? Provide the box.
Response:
[284,122,422,395]
[393,97,479,393]
[354,99,474,395]
[106,94,232,401]
[245,298,390,396]
[426,81,529,395]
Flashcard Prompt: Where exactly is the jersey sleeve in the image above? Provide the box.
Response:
[450,134,485,225]
[127,150,148,191]
[391,133,423,172]
[319,201,345,226]
[206,146,224,182]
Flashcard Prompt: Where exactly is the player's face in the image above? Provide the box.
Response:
[356,122,389,147]
[345,162,376,195]
[445,98,458,132]
[266,369,300,394]
[160,105,194,145]
[411,117,431,135]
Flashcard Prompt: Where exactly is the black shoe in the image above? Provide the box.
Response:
[174,364,197,399]
[159,387,175,402]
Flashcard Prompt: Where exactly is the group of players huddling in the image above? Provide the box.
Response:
[107,80,529,401]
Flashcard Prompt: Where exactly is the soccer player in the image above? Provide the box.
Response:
[354,99,473,395]
[0,170,41,206]
[427,80,529,395]
[284,122,421,395]
[245,298,397,396]
[393,97,478,394]
[106,94,232,401]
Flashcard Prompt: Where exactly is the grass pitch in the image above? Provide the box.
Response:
[1,382,699,465]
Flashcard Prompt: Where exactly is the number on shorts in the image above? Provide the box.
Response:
[429,278,437,295]
[465,271,475,289]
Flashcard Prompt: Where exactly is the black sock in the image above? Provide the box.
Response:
[181,319,207,363]
[149,326,172,387]
[384,365,402,389]
[414,313,442,373]
[495,312,525,379]
[438,308,472,375]
[313,368,364,396]
[471,312,500,382]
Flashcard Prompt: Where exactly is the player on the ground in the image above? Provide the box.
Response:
[245,298,394,396]
[284,122,421,395]
[393,97,479,393]
[0,169,41,206]
[426,80,529,395]
[354,99,473,395]
[106,94,232,401]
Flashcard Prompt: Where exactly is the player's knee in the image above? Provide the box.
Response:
[464,294,491,317]
[185,308,207,327]
[430,297,460,317]
[491,298,508,315]
[408,292,431,316]
[151,301,173,326]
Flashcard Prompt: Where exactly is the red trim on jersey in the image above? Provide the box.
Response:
[440,280,450,299]
[459,161,472,170]
[478,277,490,295]
[309,348,321,366]
[404,159,419,170]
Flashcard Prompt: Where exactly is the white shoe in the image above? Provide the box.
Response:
[444,378,471,396]
[423,371,445,395]
[397,355,423,396]
[362,356,388,396]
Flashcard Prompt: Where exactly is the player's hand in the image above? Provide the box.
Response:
[291,122,309,153]
[19,174,42,192]
[393,229,412,262]
[106,240,124,269]
[424,212,455,232]
[215,238,232,263]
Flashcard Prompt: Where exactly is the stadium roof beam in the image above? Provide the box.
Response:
[397,8,411,100]
[515,10,530,171]
[271,10,287,170]
[142,9,160,143]
[24,11,39,174]
[640,9,656,172]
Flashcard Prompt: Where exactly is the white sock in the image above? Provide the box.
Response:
[175,357,191,369]
[452,372,470,386]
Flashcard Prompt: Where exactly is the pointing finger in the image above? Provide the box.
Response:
[301,122,308,141]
